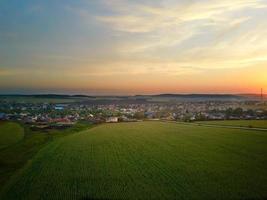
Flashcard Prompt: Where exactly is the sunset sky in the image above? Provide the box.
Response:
[0,0,267,95]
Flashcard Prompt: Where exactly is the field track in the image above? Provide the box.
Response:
[196,120,267,129]
[162,120,267,132]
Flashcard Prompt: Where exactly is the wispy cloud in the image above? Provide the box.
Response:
[0,69,10,76]
[96,0,266,33]
[90,0,267,70]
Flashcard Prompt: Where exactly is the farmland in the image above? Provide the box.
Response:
[0,122,24,149]
[198,120,267,129]
[0,121,93,189]
[1,122,267,200]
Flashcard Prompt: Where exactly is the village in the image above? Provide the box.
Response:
[0,99,266,130]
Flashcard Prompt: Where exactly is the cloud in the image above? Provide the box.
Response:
[96,0,266,33]
[90,0,267,70]
[0,69,10,76]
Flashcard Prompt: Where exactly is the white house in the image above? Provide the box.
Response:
[106,117,119,123]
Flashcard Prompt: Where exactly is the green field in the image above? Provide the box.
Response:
[1,122,267,200]
[198,120,267,129]
[0,122,93,190]
[0,122,24,149]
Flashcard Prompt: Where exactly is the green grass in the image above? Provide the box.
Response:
[1,122,267,200]
[0,121,94,190]
[0,122,24,149]
[198,120,267,129]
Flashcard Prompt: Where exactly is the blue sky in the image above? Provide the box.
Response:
[1,0,267,94]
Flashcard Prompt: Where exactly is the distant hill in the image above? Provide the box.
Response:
[0,94,93,99]
[145,94,243,98]
[134,94,248,101]
[0,93,265,103]
[238,93,266,100]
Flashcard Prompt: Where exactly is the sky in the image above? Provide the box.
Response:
[0,0,267,95]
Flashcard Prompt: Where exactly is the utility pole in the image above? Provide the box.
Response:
[261,88,263,102]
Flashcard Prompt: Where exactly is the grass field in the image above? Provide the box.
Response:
[1,122,267,200]
[198,120,267,129]
[0,122,93,190]
[0,122,24,149]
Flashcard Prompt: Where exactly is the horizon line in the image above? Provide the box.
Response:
[0,93,266,97]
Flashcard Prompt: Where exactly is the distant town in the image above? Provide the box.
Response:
[0,94,266,130]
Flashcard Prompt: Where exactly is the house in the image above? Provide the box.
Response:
[0,113,6,120]
[54,104,67,110]
[88,114,94,118]
[106,117,119,123]
[54,106,64,110]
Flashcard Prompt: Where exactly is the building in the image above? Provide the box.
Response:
[0,113,6,120]
[54,105,65,110]
[106,117,119,123]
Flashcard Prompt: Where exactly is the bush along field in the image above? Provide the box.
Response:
[0,122,24,150]
[1,121,267,200]
[0,121,94,191]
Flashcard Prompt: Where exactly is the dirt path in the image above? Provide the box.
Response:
[161,120,267,132]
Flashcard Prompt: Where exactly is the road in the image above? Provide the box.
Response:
[161,120,267,132]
